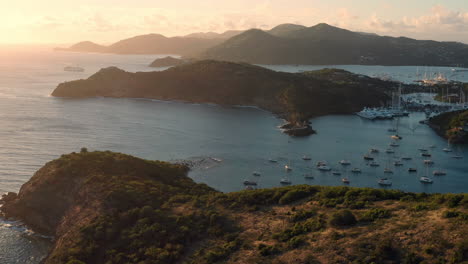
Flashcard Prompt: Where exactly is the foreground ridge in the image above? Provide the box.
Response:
[1,150,467,264]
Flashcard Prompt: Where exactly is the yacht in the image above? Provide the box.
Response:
[280,178,292,185]
[433,170,447,176]
[391,135,402,140]
[243,180,257,186]
[304,174,315,179]
[387,128,397,132]
[418,148,428,152]
[363,155,374,161]
[252,171,261,176]
[429,145,436,149]
[378,178,392,186]
[402,156,412,161]
[370,161,380,167]
[384,168,393,174]
[389,142,400,147]
[285,165,292,171]
[452,155,464,159]
[408,168,417,173]
[339,160,351,165]
[351,168,361,173]
[420,176,434,184]
[394,161,403,166]
[370,148,379,153]
[302,155,312,161]
[332,171,342,176]
[385,149,395,154]
[268,159,278,163]
[318,165,332,171]
[421,153,432,157]
[342,178,350,184]
[443,148,453,152]
[423,160,434,165]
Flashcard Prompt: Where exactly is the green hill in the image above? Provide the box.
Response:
[1,151,467,264]
[52,60,392,135]
[200,23,468,66]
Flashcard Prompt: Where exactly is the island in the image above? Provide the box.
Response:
[149,56,187,67]
[429,110,468,144]
[1,150,467,263]
[51,60,393,136]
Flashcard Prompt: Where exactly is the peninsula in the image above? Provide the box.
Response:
[52,60,392,136]
[1,151,467,264]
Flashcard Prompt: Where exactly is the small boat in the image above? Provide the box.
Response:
[332,171,341,176]
[423,160,434,165]
[370,161,380,167]
[452,155,464,159]
[268,159,278,163]
[351,168,361,173]
[243,180,257,186]
[420,176,433,184]
[418,148,428,152]
[433,170,446,176]
[421,153,432,157]
[342,178,350,184]
[378,178,392,186]
[443,148,453,152]
[252,171,261,176]
[391,135,402,140]
[385,149,395,154]
[318,165,332,171]
[363,155,374,161]
[304,174,315,179]
[370,148,379,153]
[339,160,351,165]
[389,142,399,147]
[384,168,393,174]
[401,156,412,161]
[394,161,403,166]
[387,128,397,132]
[302,155,312,161]
[280,178,292,185]
[316,161,328,167]
[408,168,417,173]
[285,165,292,171]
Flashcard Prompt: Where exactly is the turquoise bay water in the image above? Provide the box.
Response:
[0,47,467,263]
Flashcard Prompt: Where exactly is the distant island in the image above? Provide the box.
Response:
[55,30,242,56]
[1,150,467,263]
[57,23,468,67]
[51,60,393,136]
[429,110,468,144]
[199,23,468,66]
[149,56,187,67]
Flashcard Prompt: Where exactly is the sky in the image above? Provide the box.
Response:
[1,0,468,44]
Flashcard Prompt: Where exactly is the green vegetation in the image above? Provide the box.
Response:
[429,110,468,144]
[2,151,467,264]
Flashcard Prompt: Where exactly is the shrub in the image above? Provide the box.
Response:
[329,210,357,227]
[287,236,306,249]
[291,209,317,222]
[443,210,460,218]
[257,243,280,256]
[360,208,391,222]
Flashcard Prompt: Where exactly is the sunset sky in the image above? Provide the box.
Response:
[2,0,468,44]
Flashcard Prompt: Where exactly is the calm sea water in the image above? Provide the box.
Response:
[0,46,467,263]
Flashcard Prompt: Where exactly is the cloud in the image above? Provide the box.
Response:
[364,5,468,42]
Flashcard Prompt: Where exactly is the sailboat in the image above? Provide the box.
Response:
[378,178,392,186]
[420,165,434,184]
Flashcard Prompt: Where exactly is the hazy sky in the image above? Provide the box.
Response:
[2,0,468,44]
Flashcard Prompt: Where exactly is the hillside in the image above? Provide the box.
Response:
[56,34,224,56]
[149,56,187,67]
[429,110,468,144]
[200,23,468,66]
[1,151,467,264]
[51,60,392,135]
